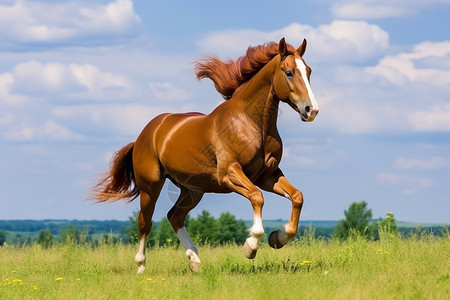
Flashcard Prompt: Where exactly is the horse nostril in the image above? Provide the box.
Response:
[305,106,310,113]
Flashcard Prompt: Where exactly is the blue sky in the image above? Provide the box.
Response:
[0,0,449,223]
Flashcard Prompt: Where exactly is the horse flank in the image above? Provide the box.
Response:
[194,42,297,100]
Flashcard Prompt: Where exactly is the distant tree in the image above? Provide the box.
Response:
[0,230,6,246]
[12,233,32,246]
[59,225,80,244]
[153,217,178,247]
[216,212,248,245]
[334,201,374,240]
[121,210,140,244]
[188,210,219,244]
[36,229,53,248]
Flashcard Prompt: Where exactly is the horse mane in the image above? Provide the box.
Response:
[195,42,297,100]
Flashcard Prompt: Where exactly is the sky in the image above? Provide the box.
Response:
[0,0,449,223]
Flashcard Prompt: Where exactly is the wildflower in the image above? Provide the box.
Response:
[377,249,383,253]
[146,277,153,282]
[31,285,38,290]
[55,277,64,282]
[12,278,23,284]
[11,270,16,274]
[300,260,312,265]
[160,278,165,281]
[166,238,172,243]
[390,234,395,238]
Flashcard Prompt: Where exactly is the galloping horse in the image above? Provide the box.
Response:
[92,38,319,273]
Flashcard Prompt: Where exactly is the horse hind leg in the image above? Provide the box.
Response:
[167,186,203,272]
[135,182,164,274]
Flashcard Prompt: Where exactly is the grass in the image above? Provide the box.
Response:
[1,234,449,299]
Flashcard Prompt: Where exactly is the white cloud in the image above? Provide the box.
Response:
[408,104,450,132]
[52,104,168,137]
[394,157,450,170]
[149,82,191,102]
[0,0,141,47]
[9,60,133,99]
[3,120,83,141]
[330,0,450,20]
[198,21,389,63]
[69,63,132,93]
[366,41,450,87]
[0,72,28,104]
[376,172,433,188]
[332,3,412,19]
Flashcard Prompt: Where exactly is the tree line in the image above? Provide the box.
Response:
[0,202,447,248]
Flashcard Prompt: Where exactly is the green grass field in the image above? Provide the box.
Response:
[1,234,449,299]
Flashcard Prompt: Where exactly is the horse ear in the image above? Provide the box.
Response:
[297,39,307,57]
[279,37,287,60]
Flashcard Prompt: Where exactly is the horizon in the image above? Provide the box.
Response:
[1,0,449,224]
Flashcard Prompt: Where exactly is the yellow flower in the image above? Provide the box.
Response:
[55,277,64,282]
[76,278,81,281]
[31,285,38,290]
[11,270,16,274]
[160,278,166,281]
[12,278,23,284]
[377,249,383,252]
[146,277,152,282]
[300,260,312,265]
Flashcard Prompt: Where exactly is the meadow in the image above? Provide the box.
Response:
[1,232,449,300]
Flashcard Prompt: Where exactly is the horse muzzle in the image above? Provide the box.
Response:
[300,105,319,122]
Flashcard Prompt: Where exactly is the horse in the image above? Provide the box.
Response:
[92,38,319,273]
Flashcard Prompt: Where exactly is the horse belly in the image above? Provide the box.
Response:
[156,115,224,191]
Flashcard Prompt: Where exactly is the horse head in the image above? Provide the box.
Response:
[272,38,319,122]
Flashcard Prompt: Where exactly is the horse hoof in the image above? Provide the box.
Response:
[269,230,285,249]
[137,265,145,274]
[189,260,202,272]
[243,240,257,259]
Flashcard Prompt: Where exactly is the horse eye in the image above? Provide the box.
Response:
[285,70,294,78]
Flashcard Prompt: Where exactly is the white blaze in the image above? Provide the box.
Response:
[295,58,319,111]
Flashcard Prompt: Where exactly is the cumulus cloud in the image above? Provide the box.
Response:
[366,41,450,87]
[376,172,434,194]
[52,104,168,137]
[0,0,141,47]
[198,21,389,63]
[2,120,84,141]
[394,156,450,170]
[408,105,450,132]
[149,82,191,102]
[8,60,133,100]
[330,0,450,20]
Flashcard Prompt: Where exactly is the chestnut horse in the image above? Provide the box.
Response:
[93,38,319,273]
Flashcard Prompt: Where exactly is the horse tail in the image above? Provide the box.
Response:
[92,142,140,203]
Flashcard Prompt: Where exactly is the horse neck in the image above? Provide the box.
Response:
[230,58,280,133]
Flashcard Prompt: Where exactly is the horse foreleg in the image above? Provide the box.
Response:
[167,187,203,272]
[225,163,265,259]
[259,169,303,249]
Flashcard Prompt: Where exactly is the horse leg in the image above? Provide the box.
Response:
[225,163,265,259]
[135,182,164,274]
[167,187,203,272]
[258,169,303,249]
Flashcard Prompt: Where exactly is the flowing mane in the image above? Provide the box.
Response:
[195,42,297,100]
